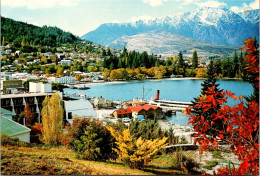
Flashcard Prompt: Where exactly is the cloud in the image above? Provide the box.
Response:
[230,0,259,14]
[249,0,259,9]
[2,0,79,9]
[142,0,168,7]
[195,0,227,8]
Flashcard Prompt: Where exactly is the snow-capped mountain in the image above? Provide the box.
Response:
[81,7,259,48]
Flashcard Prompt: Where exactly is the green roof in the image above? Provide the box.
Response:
[1,108,16,116]
[1,116,30,136]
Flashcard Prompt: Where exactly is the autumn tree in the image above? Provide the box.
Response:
[186,38,259,175]
[56,67,64,76]
[41,93,64,145]
[107,126,168,169]
[24,103,35,127]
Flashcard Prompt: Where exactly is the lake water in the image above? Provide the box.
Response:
[64,79,253,126]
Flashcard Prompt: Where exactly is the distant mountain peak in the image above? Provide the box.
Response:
[81,7,259,49]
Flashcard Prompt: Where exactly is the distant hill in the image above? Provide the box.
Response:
[108,30,237,57]
[81,7,259,48]
[1,17,81,46]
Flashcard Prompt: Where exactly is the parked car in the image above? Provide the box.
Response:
[122,117,130,123]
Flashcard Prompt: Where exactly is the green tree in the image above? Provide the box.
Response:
[192,50,198,70]
[193,60,223,137]
[213,58,222,76]
[41,93,64,145]
[233,50,239,77]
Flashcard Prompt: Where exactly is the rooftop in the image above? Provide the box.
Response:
[1,92,54,99]
[1,116,31,136]
[1,108,16,115]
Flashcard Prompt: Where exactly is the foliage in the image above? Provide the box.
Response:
[195,68,207,78]
[62,117,115,161]
[171,148,198,172]
[1,134,28,147]
[212,150,223,159]
[30,123,43,144]
[41,93,64,145]
[1,17,80,47]
[192,50,198,70]
[185,38,259,175]
[24,103,35,127]
[107,126,168,169]
[203,160,218,170]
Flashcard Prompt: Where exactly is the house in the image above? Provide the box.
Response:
[59,59,72,66]
[90,97,114,109]
[15,50,22,55]
[48,76,76,84]
[1,116,31,143]
[1,108,16,120]
[113,109,132,119]
[127,104,162,119]
[64,99,97,124]
[14,58,25,64]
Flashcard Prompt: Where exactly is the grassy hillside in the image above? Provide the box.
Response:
[1,146,152,175]
[1,17,81,46]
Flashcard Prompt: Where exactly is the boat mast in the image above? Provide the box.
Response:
[142,84,144,100]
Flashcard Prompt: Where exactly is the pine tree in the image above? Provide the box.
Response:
[192,50,198,70]
[41,93,64,145]
[233,50,239,77]
[118,58,123,68]
[177,51,184,69]
[193,60,223,137]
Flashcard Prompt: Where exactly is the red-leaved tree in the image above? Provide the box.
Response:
[24,103,35,127]
[186,38,259,175]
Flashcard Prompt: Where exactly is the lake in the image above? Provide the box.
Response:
[64,78,253,126]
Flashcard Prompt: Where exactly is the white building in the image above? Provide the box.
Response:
[64,99,97,124]
[29,82,52,93]
[59,59,72,66]
[48,76,76,84]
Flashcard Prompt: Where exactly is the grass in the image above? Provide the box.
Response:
[203,160,218,170]
[212,151,223,159]
[1,146,151,175]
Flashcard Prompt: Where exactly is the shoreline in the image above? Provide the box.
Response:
[76,77,242,87]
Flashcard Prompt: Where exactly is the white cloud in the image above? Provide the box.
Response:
[249,0,259,9]
[2,0,79,9]
[142,0,168,7]
[230,0,259,14]
[195,0,227,8]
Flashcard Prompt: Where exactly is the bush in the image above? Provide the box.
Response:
[1,134,28,147]
[62,117,115,161]
[171,148,198,172]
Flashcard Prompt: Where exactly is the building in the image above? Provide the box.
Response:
[113,109,132,119]
[59,59,72,66]
[1,108,16,120]
[1,80,23,93]
[64,99,97,124]
[127,104,162,120]
[48,76,76,84]
[89,97,114,109]
[1,92,54,123]
[1,116,31,143]
[29,82,52,93]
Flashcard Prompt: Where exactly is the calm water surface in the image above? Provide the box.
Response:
[64,79,253,126]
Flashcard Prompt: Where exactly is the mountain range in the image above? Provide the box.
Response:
[81,7,259,57]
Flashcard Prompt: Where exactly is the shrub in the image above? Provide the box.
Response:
[171,148,198,172]
[212,151,223,159]
[62,117,115,161]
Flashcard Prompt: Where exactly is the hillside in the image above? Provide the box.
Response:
[1,17,81,46]
[108,30,237,57]
[81,7,259,47]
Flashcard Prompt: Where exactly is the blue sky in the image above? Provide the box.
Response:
[2,0,259,36]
